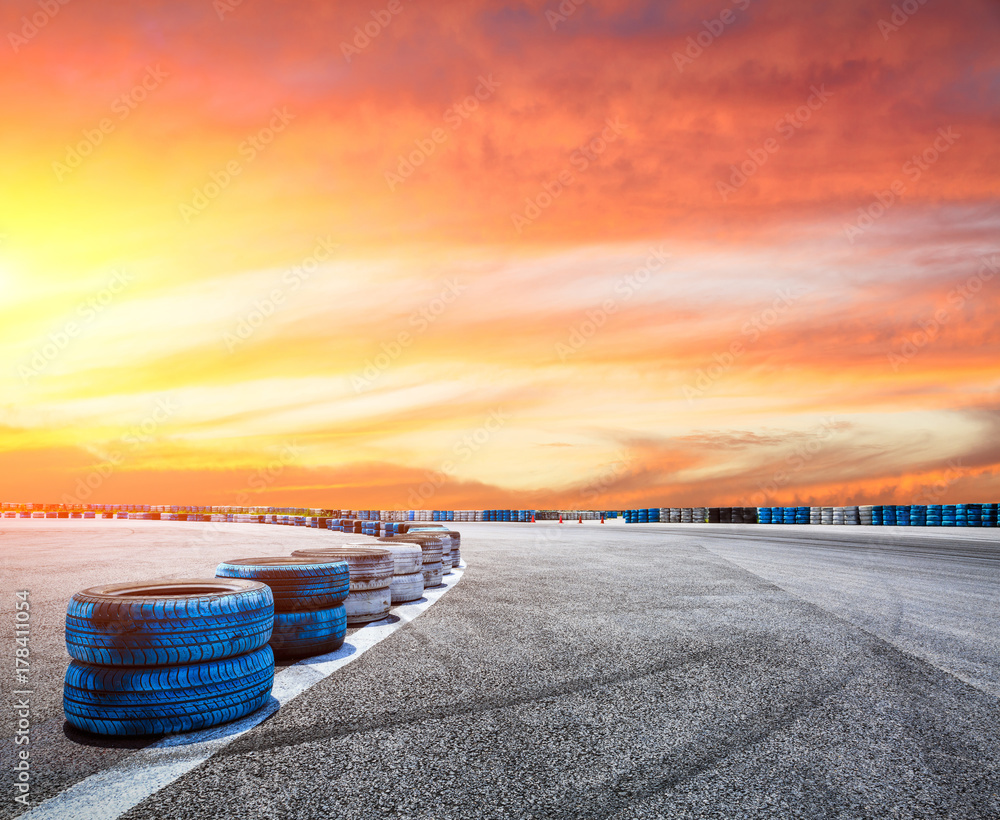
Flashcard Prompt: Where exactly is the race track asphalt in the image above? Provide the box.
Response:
[2,520,998,820]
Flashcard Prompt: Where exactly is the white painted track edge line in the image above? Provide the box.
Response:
[17,565,466,820]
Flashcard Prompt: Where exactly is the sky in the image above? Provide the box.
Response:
[1,0,998,509]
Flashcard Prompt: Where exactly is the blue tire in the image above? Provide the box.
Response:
[65,578,274,667]
[64,645,275,736]
[216,557,350,612]
[270,605,347,659]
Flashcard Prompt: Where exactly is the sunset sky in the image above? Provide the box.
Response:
[1,0,998,509]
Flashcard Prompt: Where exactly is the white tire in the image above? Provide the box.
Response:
[391,572,424,603]
[344,587,391,625]
[368,543,422,576]
[422,562,444,588]
[290,547,393,591]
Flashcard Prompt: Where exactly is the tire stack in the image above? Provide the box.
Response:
[669,508,681,523]
[352,542,424,603]
[400,532,452,575]
[942,504,957,526]
[290,547,394,625]
[794,506,809,524]
[859,505,873,526]
[810,506,822,525]
[967,503,982,527]
[719,507,731,524]
[434,529,461,566]
[64,579,275,736]
[955,504,969,527]
[757,507,772,524]
[925,504,942,526]
[680,508,693,523]
[216,557,350,659]
[820,506,833,525]
[983,504,998,527]
[845,506,860,525]
[896,505,911,527]
[832,507,845,525]
[379,535,445,588]
[910,505,927,526]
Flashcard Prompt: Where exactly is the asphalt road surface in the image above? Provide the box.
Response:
[2,519,998,820]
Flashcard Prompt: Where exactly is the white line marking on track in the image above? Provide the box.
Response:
[20,565,466,820]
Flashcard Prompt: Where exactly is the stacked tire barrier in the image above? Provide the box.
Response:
[215,557,350,659]
[984,503,998,526]
[378,534,445,589]
[355,542,424,604]
[17,499,1000,532]
[63,579,275,736]
[291,547,394,625]
[403,530,454,573]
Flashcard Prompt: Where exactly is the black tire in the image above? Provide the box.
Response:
[270,606,347,659]
[63,645,275,737]
[65,579,274,667]
[215,557,350,612]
